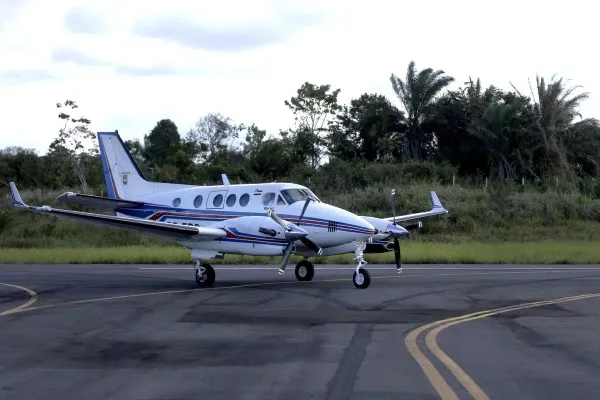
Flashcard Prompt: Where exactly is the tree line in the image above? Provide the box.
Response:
[2,61,600,198]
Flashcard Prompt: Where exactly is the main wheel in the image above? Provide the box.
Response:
[295,260,314,281]
[195,263,216,287]
[353,268,371,289]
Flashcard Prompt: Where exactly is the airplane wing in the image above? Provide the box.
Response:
[382,191,448,224]
[8,182,226,241]
[56,191,144,210]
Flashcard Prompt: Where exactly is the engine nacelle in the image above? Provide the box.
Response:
[202,216,291,256]
[365,241,394,253]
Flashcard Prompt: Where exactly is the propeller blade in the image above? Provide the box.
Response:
[391,189,396,226]
[297,197,311,226]
[278,241,295,274]
[300,237,323,256]
[394,237,402,273]
[268,208,290,231]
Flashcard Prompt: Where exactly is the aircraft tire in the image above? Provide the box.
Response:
[353,268,370,289]
[195,263,216,287]
[295,260,314,281]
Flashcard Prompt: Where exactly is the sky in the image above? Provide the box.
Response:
[0,0,598,154]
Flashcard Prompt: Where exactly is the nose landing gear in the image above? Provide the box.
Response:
[353,240,371,289]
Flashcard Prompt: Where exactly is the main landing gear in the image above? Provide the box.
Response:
[194,260,215,288]
[292,241,371,290]
[294,259,315,282]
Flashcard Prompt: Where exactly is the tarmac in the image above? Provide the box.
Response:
[2,263,600,400]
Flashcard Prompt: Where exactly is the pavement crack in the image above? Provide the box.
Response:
[325,323,373,400]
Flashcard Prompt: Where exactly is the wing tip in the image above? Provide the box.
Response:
[430,191,448,213]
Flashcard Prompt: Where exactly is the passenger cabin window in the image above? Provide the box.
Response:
[172,197,181,207]
[226,194,236,207]
[193,195,203,208]
[239,193,250,207]
[213,194,223,207]
[280,189,320,204]
[262,192,276,206]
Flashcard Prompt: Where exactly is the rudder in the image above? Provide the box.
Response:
[97,131,152,199]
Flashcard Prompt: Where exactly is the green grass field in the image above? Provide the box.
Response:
[1,182,599,264]
[1,241,598,264]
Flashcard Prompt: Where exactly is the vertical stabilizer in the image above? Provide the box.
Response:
[97,131,152,199]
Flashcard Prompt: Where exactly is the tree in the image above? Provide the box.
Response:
[143,119,182,167]
[284,82,342,167]
[328,93,406,162]
[186,113,244,163]
[47,99,96,193]
[390,61,455,161]
[512,75,590,180]
[424,79,503,175]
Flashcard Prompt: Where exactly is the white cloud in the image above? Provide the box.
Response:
[0,0,598,155]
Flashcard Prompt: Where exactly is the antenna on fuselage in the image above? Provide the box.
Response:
[221,174,230,186]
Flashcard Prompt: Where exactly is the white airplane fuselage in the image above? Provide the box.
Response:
[114,182,378,258]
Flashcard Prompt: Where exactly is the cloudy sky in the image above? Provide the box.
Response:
[0,0,597,154]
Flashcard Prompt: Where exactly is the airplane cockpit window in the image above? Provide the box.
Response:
[277,195,286,205]
[262,192,276,206]
[280,189,320,204]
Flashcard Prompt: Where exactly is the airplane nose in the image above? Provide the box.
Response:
[345,213,376,236]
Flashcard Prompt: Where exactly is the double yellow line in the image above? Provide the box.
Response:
[405,292,600,400]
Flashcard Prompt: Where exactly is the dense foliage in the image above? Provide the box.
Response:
[2,61,600,198]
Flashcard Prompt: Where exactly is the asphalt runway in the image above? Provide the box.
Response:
[2,263,600,400]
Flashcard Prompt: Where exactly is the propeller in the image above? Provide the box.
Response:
[268,200,322,274]
[390,189,404,274]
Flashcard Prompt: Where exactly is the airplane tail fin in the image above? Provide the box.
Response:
[97,131,153,199]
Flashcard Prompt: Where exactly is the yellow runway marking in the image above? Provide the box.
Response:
[407,292,600,400]
[0,282,38,317]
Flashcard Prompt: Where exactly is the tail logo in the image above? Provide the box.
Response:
[122,174,128,185]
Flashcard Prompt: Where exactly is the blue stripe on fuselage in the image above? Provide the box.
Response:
[115,205,375,235]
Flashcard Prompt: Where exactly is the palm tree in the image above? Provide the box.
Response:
[468,100,540,182]
[512,75,589,179]
[390,61,454,161]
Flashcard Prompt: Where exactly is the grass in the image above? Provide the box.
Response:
[1,241,599,264]
[1,182,599,264]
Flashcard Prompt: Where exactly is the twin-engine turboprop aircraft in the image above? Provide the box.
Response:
[8,130,448,289]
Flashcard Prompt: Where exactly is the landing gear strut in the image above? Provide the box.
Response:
[353,240,371,289]
[295,259,314,281]
[194,259,215,287]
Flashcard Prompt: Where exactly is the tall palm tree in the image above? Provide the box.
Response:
[512,75,589,179]
[468,100,539,182]
[390,61,454,161]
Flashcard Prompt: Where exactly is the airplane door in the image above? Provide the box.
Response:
[207,190,228,209]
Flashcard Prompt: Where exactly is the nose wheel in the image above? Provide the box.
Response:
[353,267,371,289]
[194,260,215,287]
[353,240,371,289]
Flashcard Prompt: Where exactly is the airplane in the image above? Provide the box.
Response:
[7,130,448,289]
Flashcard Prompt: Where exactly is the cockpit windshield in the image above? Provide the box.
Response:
[280,188,320,204]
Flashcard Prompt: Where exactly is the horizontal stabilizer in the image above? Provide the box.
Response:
[57,192,145,210]
[8,182,226,242]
